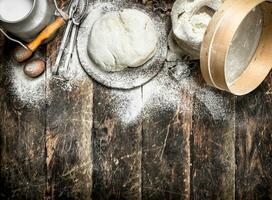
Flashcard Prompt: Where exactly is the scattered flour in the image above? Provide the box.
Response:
[7,54,47,106]
[111,61,229,125]
[7,46,87,106]
[6,0,228,121]
[110,70,183,124]
[6,0,165,105]
[54,47,88,92]
[8,46,228,119]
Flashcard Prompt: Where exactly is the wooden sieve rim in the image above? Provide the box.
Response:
[200,0,272,95]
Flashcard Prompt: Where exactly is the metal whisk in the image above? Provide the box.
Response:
[53,0,89,75]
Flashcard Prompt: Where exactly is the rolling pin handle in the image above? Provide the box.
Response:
[13,46,33,63]
[13,17,66,63]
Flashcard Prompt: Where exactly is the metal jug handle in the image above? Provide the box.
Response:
[0,27,28,49]
[53,0,69,20]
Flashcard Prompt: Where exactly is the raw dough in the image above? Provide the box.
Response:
[88,9,158,72]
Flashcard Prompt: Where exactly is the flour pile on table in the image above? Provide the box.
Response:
[172,2,212,48]
[8,47,87,106]
[111,62,229,125]
[54,48,87,92]
[170,0,222,59]
[8,59,47,106]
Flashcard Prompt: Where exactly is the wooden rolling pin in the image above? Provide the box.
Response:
[13,17,66,63]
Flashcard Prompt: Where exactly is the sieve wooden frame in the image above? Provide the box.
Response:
[200,0,272,95]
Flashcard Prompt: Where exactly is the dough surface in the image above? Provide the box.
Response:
[88,9,158,72]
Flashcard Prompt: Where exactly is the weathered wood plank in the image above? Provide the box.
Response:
[92,83,142,200]
[141,65,193,200]
[191,68,236,200]
[235,73,272,200]
[0,44,47,199]
[45,42,93,199]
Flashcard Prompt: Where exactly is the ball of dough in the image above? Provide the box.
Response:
[88,9,158,72]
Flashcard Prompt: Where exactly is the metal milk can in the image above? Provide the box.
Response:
[0,0,55,42]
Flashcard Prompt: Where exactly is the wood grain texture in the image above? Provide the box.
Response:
[191,70,236,200]
[92,83,142,200]
[235,73,272,200]
[0,0,271,199]
[45,43,93,200]
[0,45,46,199]
[141,69,193,200]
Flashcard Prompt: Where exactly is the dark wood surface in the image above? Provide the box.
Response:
[0,0,271,199]
[0,47,47,199]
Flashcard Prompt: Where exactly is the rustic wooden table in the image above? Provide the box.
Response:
[0,1,271,199]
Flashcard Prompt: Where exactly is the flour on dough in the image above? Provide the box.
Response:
[88,9,158,72]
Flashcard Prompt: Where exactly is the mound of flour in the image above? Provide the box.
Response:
[7,47,87,106]
[111,61,229,125]
[171,0,222,58]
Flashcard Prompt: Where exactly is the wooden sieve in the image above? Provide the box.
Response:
[200,0,272,95]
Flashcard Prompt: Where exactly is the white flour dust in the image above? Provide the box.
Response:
[111,61,229,125]
[54,48,88,92]
[7,0,229,119]
[8,59,47,106]
[8,47,87,106]
[111,75,183,124]
[171,0,215,48]
[188,12,211,44]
